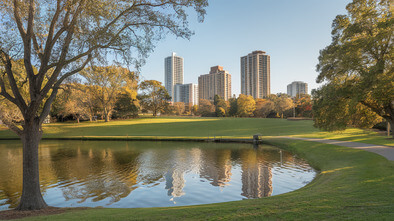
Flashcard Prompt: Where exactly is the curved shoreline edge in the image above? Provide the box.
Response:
[1,136,392,161]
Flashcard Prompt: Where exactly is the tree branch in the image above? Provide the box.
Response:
[0,116,23,136]
[39,54,92,123]
[13,0,26,39]
[0,50,28,112]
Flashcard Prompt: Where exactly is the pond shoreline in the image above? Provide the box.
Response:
[0,137,258,143]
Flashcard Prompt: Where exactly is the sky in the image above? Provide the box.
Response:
[139,0,352,96]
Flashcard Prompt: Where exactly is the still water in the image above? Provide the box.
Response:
[0,140,316,210]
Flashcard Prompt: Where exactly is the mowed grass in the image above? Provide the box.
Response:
[0,116,391,146]
[0,117,392,220]
[0,117,319,138]
[17,138,394,220]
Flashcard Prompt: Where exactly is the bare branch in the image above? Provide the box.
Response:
[39,54,92,123]
[13,0,26,39]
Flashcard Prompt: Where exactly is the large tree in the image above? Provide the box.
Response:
[139,80,171,117]
[0,0,207,210]
[213,95,227,117]
[254,98,275,118]
[58,84,88,123]
[270,94,294,119]
[237,94,256,117]
[81,66,135,122]
[314,0,393,135]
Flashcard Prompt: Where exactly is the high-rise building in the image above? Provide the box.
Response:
[174,83,199,105]
[198,66,231,101]
[165,52,184,102]
[241,51,271,99]
[287,81,308,97]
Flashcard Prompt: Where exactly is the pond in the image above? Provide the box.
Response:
[0,140,316,210]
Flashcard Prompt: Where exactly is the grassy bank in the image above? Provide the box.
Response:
[16,138,394,220]
[0,117,392,220]
[0,117,391,146]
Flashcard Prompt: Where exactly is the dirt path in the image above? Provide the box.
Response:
[281,137,394,161]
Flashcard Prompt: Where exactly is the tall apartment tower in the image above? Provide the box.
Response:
[241,51,271,98]
[174,83,199,105]
[198,66,231,101]
[287,81,308,97]
[165,52,184,102]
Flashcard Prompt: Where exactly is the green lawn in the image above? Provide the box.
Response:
[0,117,392,146]
[0,117,392,220]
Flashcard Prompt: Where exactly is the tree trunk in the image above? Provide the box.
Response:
[388,120,393,139]
[104,108,110,122]
[16,119,48,210]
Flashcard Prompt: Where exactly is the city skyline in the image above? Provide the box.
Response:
[139,0,351,95]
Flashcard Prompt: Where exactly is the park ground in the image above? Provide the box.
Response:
[0,117,393,220]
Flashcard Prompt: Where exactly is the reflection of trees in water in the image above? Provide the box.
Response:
[49,143,141,204]
[0,141,311,208]
[0,143,58,208]
[0,147,23,208]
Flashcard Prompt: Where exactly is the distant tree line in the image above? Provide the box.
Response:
[193,94,312,119]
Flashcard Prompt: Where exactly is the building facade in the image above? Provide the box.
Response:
[174,83,199,105]
[198,66,231,101]
[241,51,271,99]
[287,81,308,97]
[165,52,184,102]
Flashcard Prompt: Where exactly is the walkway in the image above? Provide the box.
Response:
[281,137,394,161]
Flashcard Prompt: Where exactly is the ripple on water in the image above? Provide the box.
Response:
[0,141,316,210]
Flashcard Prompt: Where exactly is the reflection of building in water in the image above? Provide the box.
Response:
[165,168,185,200]
[240,149,273,198]
[161,148,203,203]
[199,149,232,187]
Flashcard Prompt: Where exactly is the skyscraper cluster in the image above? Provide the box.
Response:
[164,50,308,105]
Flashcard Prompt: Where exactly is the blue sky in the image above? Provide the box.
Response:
[139,0,351,95]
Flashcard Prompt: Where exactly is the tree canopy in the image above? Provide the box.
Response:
[81,66,135,122]
[0,0,208,210]
[313,0,393,134]
[139,80,170,117]
[237,94,256,117]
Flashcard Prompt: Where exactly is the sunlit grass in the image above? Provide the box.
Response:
[1,117,391,146]
[295,128,393,146]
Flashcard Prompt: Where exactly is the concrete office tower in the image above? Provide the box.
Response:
[165,52,184,102]
[241,51,271,98]
[198,66,231,101]
[287,81,308,97]
[174,83,199,105]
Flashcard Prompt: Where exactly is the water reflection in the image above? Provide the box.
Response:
[0,141,315,210]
